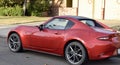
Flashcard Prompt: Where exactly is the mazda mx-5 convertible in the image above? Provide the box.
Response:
[7,16,120,65]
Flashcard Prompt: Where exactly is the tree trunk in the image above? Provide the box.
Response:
[23,0,27,16]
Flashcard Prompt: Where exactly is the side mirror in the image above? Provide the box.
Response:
[39,24,44,31]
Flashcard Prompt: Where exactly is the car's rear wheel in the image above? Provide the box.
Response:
[65,41,87,65]
[8,33,23,52]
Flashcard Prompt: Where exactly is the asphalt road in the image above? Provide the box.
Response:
[0,37,120,65]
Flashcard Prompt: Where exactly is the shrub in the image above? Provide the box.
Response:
[0,5,23,16]
[0,0,50,16]
[0,7,5,16]
[11,5,23,16]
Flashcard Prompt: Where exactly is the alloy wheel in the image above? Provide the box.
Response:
[65,42,87,65]
[8,33,22,52]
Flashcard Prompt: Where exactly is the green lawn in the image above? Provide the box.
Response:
[0,16,51,26]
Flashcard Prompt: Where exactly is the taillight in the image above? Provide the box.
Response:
[98,36,110,41]
[98,34,115,41]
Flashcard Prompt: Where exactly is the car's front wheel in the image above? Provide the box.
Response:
[8,33,23,52]
[65,41,87,65]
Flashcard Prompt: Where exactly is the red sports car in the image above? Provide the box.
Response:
[7,16,120,65]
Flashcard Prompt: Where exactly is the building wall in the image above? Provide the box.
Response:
[53,0,120,20]
[94,0,103,19]
[78,0,120,20]
[54,0,77,16]
[78,0,93,18]
[72,0,78,8]
[59,7,77,15]
[105,0,120,20]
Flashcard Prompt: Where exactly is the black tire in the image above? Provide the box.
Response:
[8,33,23,52]
[65,41,87,65]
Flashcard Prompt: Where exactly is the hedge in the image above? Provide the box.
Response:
[0,5,23,16]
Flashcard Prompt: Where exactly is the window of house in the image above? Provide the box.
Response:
[67,0,72,7]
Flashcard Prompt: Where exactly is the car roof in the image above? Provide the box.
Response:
[55,15,93,20]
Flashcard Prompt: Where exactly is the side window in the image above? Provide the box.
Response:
[45,18,70,30]
[65,20,74,29]
[80,20,95,27]
[79,19,104,28]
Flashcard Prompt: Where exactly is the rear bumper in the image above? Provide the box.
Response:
[88,40,118,60]
[113,49,118,56]
[112,37,120,48]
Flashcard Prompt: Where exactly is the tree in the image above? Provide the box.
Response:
[52,0,63,7]
[23,0,27,16]
[27,0,50,16]
[0,0,24,7]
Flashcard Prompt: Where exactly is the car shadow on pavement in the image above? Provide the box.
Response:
[23,50,120,65]
[23,50,68,64]
[86,55,120,65]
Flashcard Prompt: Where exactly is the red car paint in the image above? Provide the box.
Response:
[8,16,120,60]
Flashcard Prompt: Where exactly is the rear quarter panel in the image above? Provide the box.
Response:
[58,29,93,56]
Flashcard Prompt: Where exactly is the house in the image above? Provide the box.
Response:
[51,0,120,20]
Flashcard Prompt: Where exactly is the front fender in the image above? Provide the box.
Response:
[7,25,39,48]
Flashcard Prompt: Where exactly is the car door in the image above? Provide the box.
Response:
[30,18,74,51]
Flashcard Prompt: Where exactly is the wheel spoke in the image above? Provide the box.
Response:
[76,49,81,53]
[77,54,83,58]
[70,46,74,52]
[15,43,18,49]
[67,51,73,55]
[13,44,16,49]
[74,45,77,51]
[75,55,80,62]
[14,41,20,44]
[68,54,74,59]
[10,38,14,42]
[10,43,14,48]
[73,55,76,63]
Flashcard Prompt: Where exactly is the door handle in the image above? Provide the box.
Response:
[54,32,60,35]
